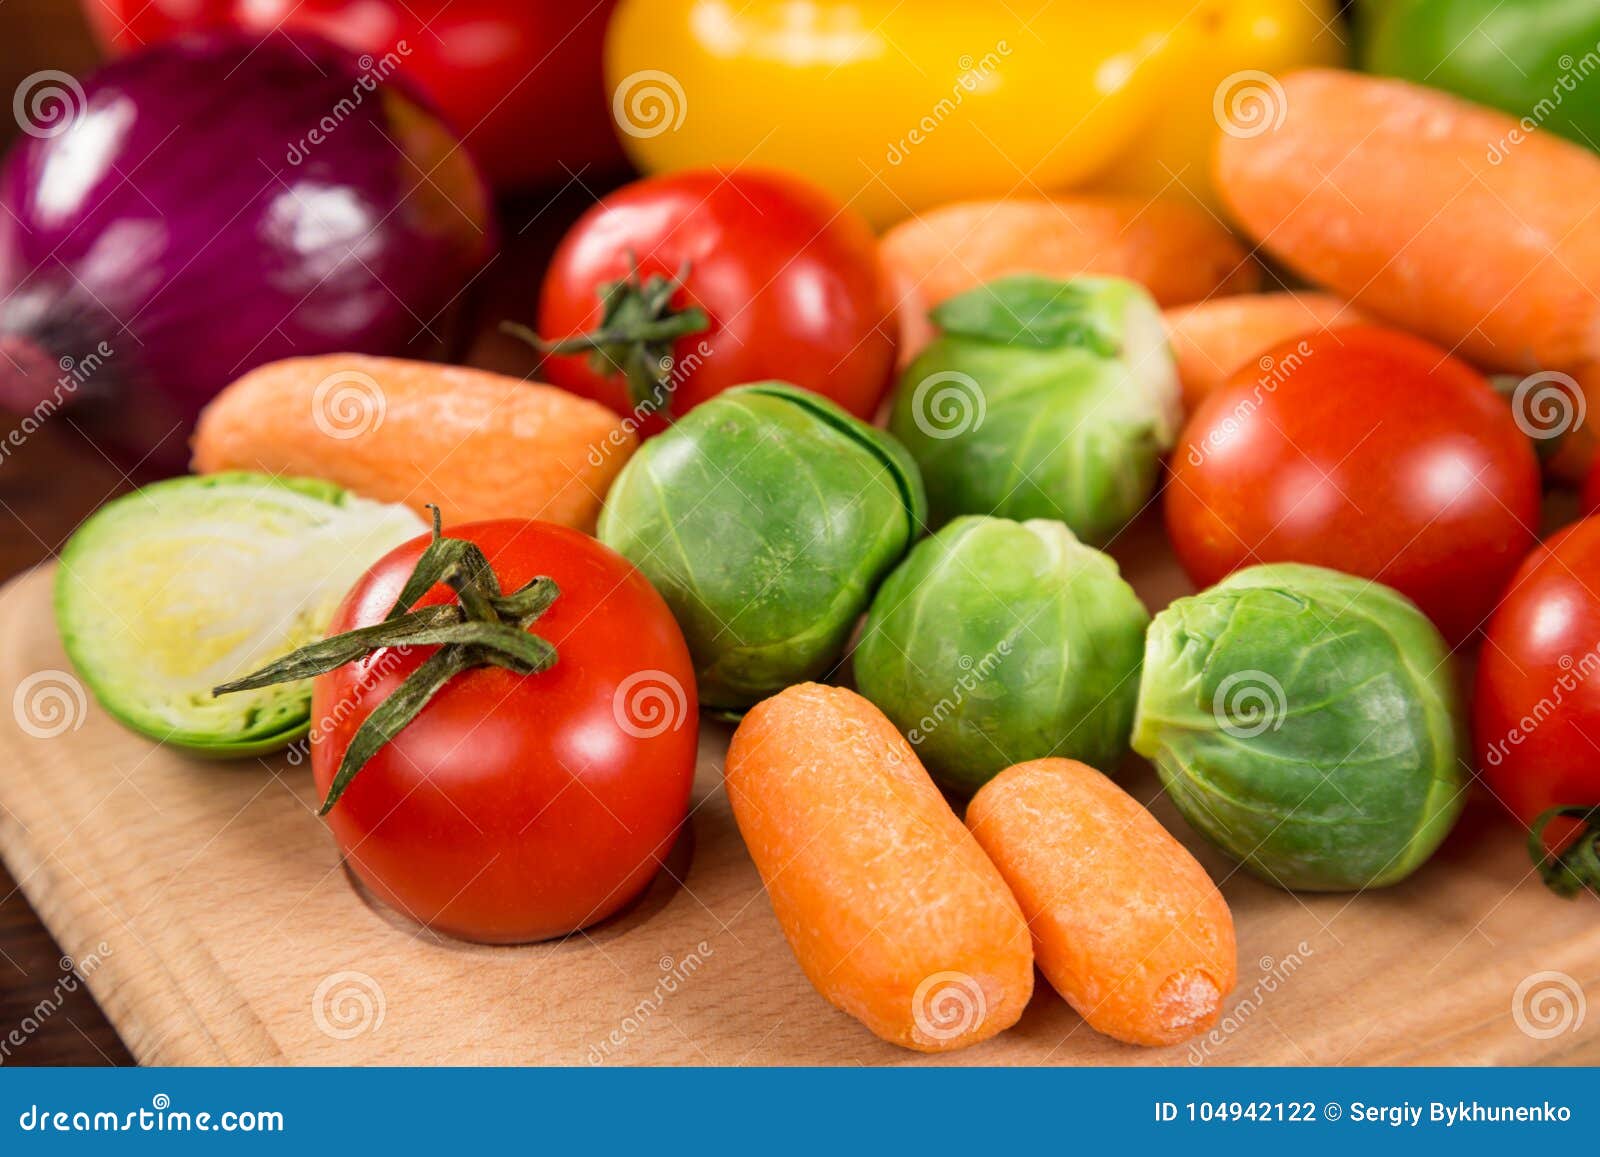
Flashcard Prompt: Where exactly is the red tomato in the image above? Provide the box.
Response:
[535,169,898,434]
[312,520,697,943]
[79,0,623,191]
[1166,326,1541,644]
[1475,517,1600,825]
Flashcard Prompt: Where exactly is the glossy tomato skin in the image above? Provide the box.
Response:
[80,0,623,191]
[537,169,898,433]
[1475,518,1600,824]
[1166,326,1541,644]
[311,520,697,943]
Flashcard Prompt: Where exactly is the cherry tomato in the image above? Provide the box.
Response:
[533,169,898,434]
[79,0,623,191]
[312,520,697,944]
[1166,326,1541,644]
[1475,517,1600,825]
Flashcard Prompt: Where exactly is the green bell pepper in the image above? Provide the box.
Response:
[1359,0,1600,153]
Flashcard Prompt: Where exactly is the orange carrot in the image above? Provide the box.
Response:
[1164,292,1365,411]
[192,355,633,534]
[966,759,1236,1047]
[1215,69,1600,374]
[725,683,1033,1053]
[881,196,1260,362]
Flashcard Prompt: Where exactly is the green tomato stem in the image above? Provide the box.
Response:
[501,259,710,414]
[1530,805,1600,897]
[212,509,560,815]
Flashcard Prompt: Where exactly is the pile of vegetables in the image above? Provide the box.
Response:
[16,2,1600,1060]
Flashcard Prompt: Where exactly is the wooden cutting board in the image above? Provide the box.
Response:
[2,522,1597,1067]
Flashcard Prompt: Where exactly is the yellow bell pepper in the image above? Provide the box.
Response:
[605,0,1345,228]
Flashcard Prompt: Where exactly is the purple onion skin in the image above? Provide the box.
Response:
[0,31,495,471]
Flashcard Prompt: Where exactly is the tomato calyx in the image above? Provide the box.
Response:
[213,506,559,816]
[1529,804,1600,897]
[506,259,709,416]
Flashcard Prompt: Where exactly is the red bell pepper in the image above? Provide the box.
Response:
[79,0,625,192]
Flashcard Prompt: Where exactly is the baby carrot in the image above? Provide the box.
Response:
[192,354,634,534]
[1164,292,1364,411]
[1215,69,1600,374]
[882,196,1260,362]
[967,758,1236,1047]
[725,683,1034,1053]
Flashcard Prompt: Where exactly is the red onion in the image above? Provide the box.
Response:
[0,32,495,470]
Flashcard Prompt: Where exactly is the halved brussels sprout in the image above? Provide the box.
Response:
[854,516,1149,794]
[597,383,926,710]
[1132,564,1466,891]
[54,473,426,754]
[889,275,1180,544]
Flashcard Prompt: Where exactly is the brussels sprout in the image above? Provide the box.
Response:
[889,275,1180,544]
[854,516,1149,794]
[1132,564,1466,891]
[598,382,925,710]
[54,473,425,754]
